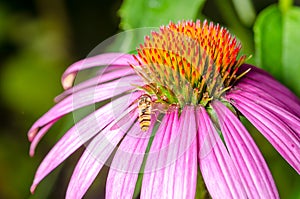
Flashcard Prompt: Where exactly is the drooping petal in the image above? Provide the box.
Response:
[28,75,140,141]
[105,115,158,199]
[196,106,246,199]
[29,118,59,156]
[228,93,300,174]
[61,53,138,89]
[30,94,138,193]
[239,64,300,104]
[140,113,174,198]
[212,101,279,199]
[66,113,137,199]
[233,76,300,117]
[141,107,198,198]
[227,91,300,133]
[55,67,136,102]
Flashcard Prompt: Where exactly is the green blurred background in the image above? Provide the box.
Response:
[0,0,299,198]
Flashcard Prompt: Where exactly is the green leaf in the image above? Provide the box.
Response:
[254,5,300,96]
[119,0,206,29]
[282,7,300,95]
[254,5,283,80]
[112,0,206,55]
[231,0,256,27]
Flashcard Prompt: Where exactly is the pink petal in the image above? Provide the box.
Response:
[141,106,197,199]
[140,113,174,197]
[29,118,60,156]
[240,64,300,104]
[55,67,136,102]
[196,106,246,198]
[66,114,137,199]
[62,53,138,89]
[30,94,137,193]
[105,115,159,198]
[227,91,300,133]
[228,93,300,174]
[28,75,140,141]
[234,78,300,117]
[142,112,176,173]
[212,101,279,198]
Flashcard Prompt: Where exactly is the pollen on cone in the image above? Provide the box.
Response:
[132,20,247,107]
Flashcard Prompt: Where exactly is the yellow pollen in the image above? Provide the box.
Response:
[132,20,247,108]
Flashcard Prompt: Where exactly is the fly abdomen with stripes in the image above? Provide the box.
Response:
[138,94,152,131]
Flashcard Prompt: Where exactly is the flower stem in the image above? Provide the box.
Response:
[279,0,293,14]
[195,167,211,199]
[133,121,161,198]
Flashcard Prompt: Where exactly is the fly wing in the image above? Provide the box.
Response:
[109,104,138,131]
[151,102,169,113]
[109,91,142,131]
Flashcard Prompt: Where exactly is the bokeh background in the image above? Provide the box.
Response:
[0,0,299,198]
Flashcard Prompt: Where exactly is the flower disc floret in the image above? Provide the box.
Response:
[132,20,247,108]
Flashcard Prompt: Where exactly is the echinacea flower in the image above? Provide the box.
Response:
[29,20,300,198]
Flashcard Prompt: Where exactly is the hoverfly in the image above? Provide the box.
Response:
[110,92,177,132]
[138,94,152,132]
[137,93,178,132]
